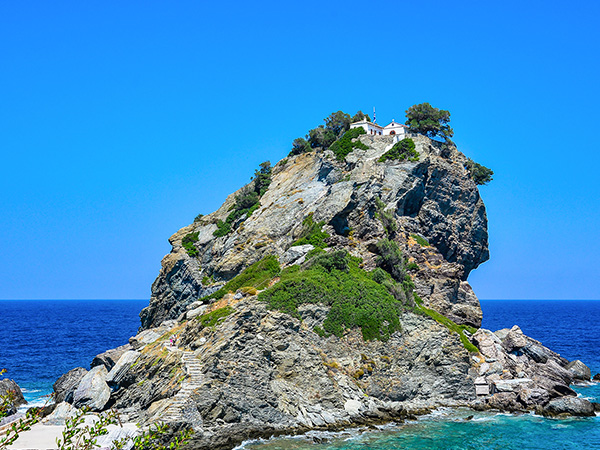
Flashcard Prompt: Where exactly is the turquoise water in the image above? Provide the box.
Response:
[243,409,600,450]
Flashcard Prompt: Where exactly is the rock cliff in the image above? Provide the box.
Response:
[141,134,488,331]
[50,131,595,449]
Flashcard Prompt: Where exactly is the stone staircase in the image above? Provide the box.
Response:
[160,349,204,423]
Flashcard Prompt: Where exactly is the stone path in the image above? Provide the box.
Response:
[161,348,204,423]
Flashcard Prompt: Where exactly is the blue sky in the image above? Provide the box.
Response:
[1,1,598,300]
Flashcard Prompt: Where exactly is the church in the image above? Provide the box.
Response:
[350,117,408,137]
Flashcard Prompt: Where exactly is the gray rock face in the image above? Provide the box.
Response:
[106,351,141,388]
[470,326,587,411]
[42,401,77,426]
[0,379,26,415]
[543,397,595,417]
[72,366,110,411]
[53,367,88,404]
[141,135,489,330]
[566,360,591,381]
[279,244,314,266]
[91,344,132,371]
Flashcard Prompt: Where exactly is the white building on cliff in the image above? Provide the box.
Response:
[350,118,408,138]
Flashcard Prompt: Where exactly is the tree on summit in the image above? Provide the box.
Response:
[405,103,453,141]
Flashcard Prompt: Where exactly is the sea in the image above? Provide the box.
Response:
[1,299,599,449]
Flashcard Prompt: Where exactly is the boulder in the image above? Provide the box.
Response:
[53,367,88,404]
[0,379,26,415]
[487,392,522,411]
[522,344,549,364]
[543,397,595,417]
[566,360,591,381]
[501,325,528,352]
[594,373,600,382]
[43,401,77,426]
[491,378,533,393]
[73,365,110,411]
[91,344,132,371]
[187,305,209,320]
[106,351,141,388]
[518,388,550,408]
[279,244,314,266]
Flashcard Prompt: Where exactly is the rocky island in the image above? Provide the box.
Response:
[41,107,596,449]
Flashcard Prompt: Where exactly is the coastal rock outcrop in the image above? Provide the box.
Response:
[72,366,111,411]
[53,367,88,403]
[51,130,595,449]
[0,378,26,416]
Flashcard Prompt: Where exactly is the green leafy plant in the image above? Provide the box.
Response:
[378,138,418,163]
[181,232,200,257]
[329,127,368,161]
[405,103,453,141]
[198,306,234,329]
[193,214,203,223]
[374,197,397,235]
[414,298,478,353]
[292,213,330,248]
[259,251,402,341]
[203,255,281,301]
[213,162,272,237]
[465,158,494,185]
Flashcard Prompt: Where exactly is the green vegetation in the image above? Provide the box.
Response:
[414,296,478,353]
[405,103,453,142]
[465,158,494,185]
[193,213,203,222]
[411,233,430,247]
[290,137,311,156]
[406,261,419,271]
[330,127,368,161]
[374,197,397,235]
[198,306,234,328]
[182,232,200,257]
[375,238,405,281]
[292,213,330,248]
[289,110,371,156]
[378,138,418,163]
[258,251,402,341]
[214,161,272,237]
[203,255,281,301]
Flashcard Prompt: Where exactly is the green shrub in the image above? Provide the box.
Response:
[194,214,204,222]
[375,238,406,282]
[182,232,199,257]
[329,127,368,161]
[374,197,397,235]
[258,251,401,341]
[378,138,419,163]
[411,233,430,247]
[406,261,419,271]
[289,137,312,156]
[415,303,479,353]
[370,267,389,284]
[204,255,281,301]
[306,250,349,272]
[465,158,494,185]
[198,306,234,328]
[213,162,272,238]
[293,213,330,248]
